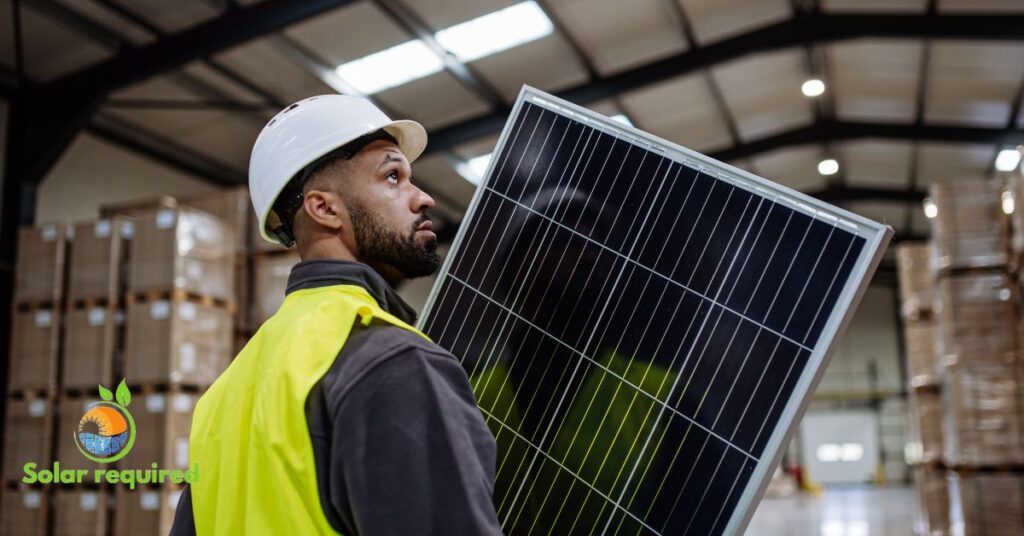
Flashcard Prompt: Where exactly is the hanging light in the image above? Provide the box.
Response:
[817,158,839,176]
[923,197,938,219]
[801,79,825,97]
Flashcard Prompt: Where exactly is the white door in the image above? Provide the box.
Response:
[800,411,879,485]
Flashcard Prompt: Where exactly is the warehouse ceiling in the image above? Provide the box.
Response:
[2,0,1023,241]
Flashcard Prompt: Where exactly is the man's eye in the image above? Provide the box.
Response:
[386,171,399,182]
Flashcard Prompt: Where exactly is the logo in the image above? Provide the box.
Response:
[74,380,136,463]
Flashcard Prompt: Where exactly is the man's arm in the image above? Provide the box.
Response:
[327,340,503,535]
[169,484,196,535]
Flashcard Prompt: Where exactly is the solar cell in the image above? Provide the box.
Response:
[419,87,891,535]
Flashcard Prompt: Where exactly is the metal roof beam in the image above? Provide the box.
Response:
[425,12,1024,154]
[45,0,357,96]
[711,120,1024,161]
[370,0,507,110]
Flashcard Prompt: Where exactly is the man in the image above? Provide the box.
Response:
[171,95,502,535]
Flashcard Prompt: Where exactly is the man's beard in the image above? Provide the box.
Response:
[347,200,441,279]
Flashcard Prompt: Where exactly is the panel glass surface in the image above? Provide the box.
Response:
[420,92,884,535]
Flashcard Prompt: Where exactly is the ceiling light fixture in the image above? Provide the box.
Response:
[435,1,553,62]
[817,158,839,176]
[335,40,443,94]
[456,153,493,186]
[995,149,1022,172]
[801,78,825,97]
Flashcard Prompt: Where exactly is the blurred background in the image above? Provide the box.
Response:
[1,1,1023,534]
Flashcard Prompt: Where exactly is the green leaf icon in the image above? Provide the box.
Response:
[98,385,113,401]
[115,379,131,408]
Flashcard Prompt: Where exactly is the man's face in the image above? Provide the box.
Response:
[342,139,441,279]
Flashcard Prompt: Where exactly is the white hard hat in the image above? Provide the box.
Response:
[248,94,428,245]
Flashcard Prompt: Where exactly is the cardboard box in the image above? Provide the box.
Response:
[8,308,61,392]
[251,252,300,328]
[950,471,1024,535]
[931,179,1010,271]
[54,488,108,536]
[2,398,53,482]
[98,196,177,221]
[67,218,133,303]
[938,272,1018,361]
[944,360,1024,466]
[909,390,944,464]
[56,396,104,473]
[62,307,118,392]
[113,486,181,536]
[180,187,251,255]
[123,300,232,387]
[905,321,940,388]
[128,207,234,302]
[1,487,48,536]
[913,466,949,536]
[119,391,196,471]
[895,242,936,319]
[14,223,69,305]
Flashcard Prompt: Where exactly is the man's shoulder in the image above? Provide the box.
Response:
[321,323,460,403]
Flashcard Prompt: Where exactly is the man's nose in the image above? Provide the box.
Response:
[413,187,435,213]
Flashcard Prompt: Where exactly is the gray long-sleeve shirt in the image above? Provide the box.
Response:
[171,259,502,535]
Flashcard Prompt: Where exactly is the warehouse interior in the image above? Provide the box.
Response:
[1,0,1023,534]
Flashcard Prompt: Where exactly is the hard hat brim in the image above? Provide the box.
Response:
[382,119,428,164]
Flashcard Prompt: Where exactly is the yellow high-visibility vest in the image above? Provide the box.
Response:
[189,284,428,535]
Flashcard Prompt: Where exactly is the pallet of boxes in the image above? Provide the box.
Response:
[896,241,948,536]
[3,223,70,536]
[99,199,236,536]
[933,175,1024,536]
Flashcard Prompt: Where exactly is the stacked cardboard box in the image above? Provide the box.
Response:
[9,224,70,397]
[949,471,1024,535]
[53,488,107,536]
[909,390,944,465]
[62,218,132,393]
[896,242,949,534]
[1,487,48,536]
[123,300,232,387]
[2,398,54,483]
[944,360,1024,466]
[113,486,182,536]
[119,390,197,472]
[913,465,949,536]
[123,207,235,388]
[899,176,1024,534]
[55,397,102,475]
[250,251,301,330]
[931,179,1009,271]
[128,206,234,302]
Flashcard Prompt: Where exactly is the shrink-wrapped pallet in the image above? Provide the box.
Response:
[949,471,1024,536]
[907,321,941,387]
[914,465,949,536]
[13,223,70,305]
[937,272,1017,361]
[897,242,937,319]
[930,179,1009,271]
[944,360,1024,466]
[129,207,234,302]
[909,390,945,464]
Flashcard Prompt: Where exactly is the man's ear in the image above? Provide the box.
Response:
[301,189,346,232]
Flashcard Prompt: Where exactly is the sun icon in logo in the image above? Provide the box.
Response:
[75,380,136,463]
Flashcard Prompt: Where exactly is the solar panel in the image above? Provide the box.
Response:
[418,87,891,535]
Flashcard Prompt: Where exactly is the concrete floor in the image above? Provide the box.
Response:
[745,486,916,536]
